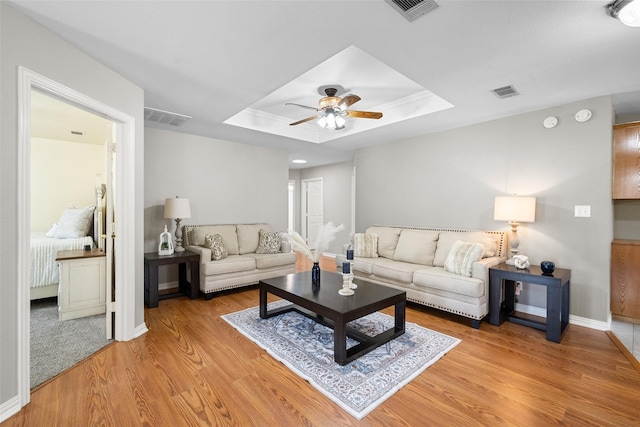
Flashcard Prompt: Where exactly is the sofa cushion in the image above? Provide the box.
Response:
[444,241,484,277]
[354,233,378,258]
[366,226,401,259]
[413,267,485,298]
[245,252,297,269]
[255,229,281,254]
[237,224,271,254]
[392,229,439,266]
[351,258,376,275]
[434,231,496,267]
[371,258,425,284]
[201,255,255,275]
[193,225,239,255]
[203,234,228,261]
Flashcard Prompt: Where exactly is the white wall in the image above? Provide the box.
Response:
[355,96,614,322]
[144,127,290,282]
[1,3,144,414]
[31,138,106,231]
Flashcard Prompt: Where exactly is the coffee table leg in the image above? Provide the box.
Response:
[334,318,347,364]
[259,286,268,319]
[395,300,406,332]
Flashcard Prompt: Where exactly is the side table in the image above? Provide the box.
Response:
[488,262,571,343]
[144,251,200,308]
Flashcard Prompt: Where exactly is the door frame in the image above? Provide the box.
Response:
[17,67,137,405]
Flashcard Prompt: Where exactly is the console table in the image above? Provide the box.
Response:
[488,263,571,343]
[144,251,200,308]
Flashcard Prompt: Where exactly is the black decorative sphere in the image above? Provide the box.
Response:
[540,261,555,274]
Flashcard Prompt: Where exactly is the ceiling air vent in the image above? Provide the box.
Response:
[491,85,520,99]
[385,0,440,22]
[144,107,192,126]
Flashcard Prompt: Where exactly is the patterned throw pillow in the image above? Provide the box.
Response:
[203,233,228,261]
[255,229,281,254]
[444,240,484,277]
[354,233,378,258]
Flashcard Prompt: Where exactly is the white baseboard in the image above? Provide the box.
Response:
[158,280,179,291]
[134,322,149,338]
[515,303,609,331]
[0,395,21,423]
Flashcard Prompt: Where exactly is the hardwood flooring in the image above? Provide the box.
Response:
[4,255,640,426]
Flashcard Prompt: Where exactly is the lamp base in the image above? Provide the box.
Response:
[174,246,185,252]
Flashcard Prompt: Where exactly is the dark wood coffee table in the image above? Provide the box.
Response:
[259,271,406,365]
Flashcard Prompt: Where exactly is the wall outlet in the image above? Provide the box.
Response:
[515,281,523,295]
[574,205,591,217]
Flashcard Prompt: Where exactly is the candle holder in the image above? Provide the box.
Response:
[339,273,354,296]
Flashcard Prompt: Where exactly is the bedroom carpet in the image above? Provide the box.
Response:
[222,301,460,420]
[30,298,112,389]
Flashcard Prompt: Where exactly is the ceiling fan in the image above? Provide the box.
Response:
[286,87,383,130]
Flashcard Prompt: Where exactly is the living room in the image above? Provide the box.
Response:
[2,1,640,424]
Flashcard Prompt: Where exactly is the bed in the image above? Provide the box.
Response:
[30,186,106,300]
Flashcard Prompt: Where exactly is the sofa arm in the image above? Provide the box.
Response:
[186,245,211,263]
[471,256,504,279]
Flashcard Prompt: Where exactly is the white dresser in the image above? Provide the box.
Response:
[56,249,106,321]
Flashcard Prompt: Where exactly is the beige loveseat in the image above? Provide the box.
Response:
[335,225,507,328]
[184,223,296,299]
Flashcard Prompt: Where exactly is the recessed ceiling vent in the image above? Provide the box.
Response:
[385,0,440,22]
[491,85,520,99]
[144,107,192,126]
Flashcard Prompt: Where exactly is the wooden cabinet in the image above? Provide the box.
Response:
[57,249,106,321]
[612,122,640,199]
[611,240,640,320]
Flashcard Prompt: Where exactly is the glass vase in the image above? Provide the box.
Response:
[311,262,320,284]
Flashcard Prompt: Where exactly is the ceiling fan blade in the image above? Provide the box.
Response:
[346,110,383,119]
[285,102,319,111]
[289,115,318,126]
[338,94,361,108]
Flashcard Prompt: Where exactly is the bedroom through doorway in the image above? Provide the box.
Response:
[29,89,115,388]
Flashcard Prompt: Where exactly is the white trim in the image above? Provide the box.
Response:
[17,67,139,409]
[0,395,21,423]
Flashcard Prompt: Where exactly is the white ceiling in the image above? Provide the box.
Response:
[10,0,640,168]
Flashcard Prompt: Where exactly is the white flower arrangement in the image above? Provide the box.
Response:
[286,221,345,262]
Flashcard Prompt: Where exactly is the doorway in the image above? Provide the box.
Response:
[301,178,323,249]
[17,67,138,406]
[29,90,113,388]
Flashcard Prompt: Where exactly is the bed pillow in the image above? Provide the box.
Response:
[444,240,484,277]
[255,229,281,254]
[203,234,228,261]
[354,233,378,258]
[45,222,58,238]
[53,205,95,239]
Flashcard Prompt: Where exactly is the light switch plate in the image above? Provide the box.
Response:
[574,205,591,217]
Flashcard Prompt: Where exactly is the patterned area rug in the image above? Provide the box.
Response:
[222,301,460,419]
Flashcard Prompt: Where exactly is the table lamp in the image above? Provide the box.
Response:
[494,195,536,265]
[164,196,191,252]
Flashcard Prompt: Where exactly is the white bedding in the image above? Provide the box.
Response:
[30,231,93,289]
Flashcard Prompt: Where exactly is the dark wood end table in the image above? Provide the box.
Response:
[489,262,571,343]
[144,250,200,308]
[259,271,406,365]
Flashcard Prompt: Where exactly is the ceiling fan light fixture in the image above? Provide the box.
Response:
[607,0,640,27]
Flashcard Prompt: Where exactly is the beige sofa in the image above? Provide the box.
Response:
[184,223,296,299]
[335,225,507,328]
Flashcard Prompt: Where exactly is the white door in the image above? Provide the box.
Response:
[105,124,116,339]
[303,178,323,249]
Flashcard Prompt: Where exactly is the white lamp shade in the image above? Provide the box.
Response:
[494,196,536,223]
[164,197,191,219]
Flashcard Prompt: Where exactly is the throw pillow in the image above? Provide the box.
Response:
[53,205,95,238]
[45,222,58,238]
[203,233,228,261]
[354,233,378,258]
[393,229,439,265]
[255,229,281,254]
[444,240,484,277]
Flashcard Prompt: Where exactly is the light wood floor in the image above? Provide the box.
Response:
[4,255,640,426]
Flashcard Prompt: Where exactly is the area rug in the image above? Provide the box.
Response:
[222,301,460,419]
[30,298,113,388]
